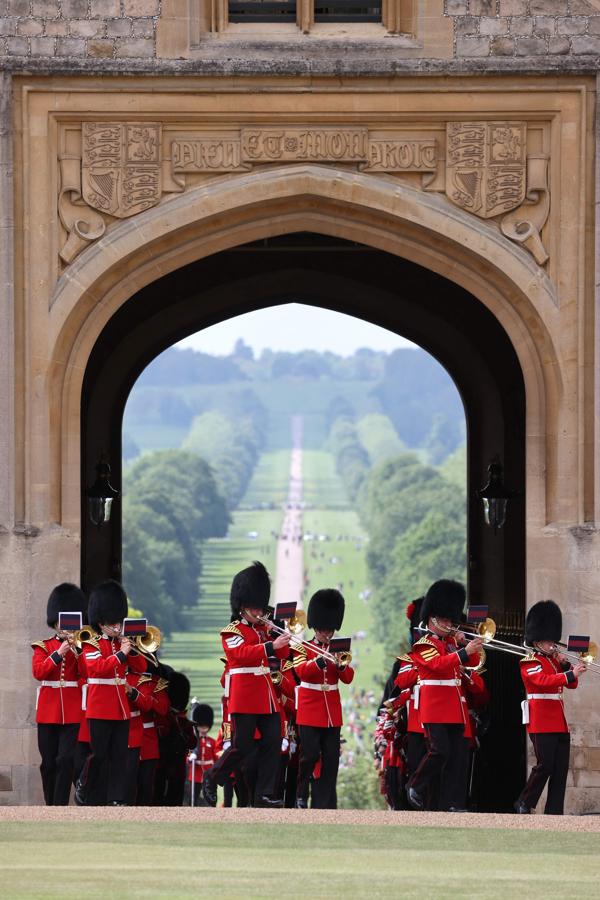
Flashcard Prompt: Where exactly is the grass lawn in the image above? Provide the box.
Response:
[1,821,598,899]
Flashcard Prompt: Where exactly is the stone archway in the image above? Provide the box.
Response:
[43,165,565,812]
[49,164,562,539]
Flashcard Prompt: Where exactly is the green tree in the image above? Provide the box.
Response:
[375,508,467,654]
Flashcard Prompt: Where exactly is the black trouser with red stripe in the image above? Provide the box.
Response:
[297,725,341,809]
[518,732,570,814]
[229,712,281,801]
[37,723,79,805]
[409,723,468,811]
[83,718,130,805]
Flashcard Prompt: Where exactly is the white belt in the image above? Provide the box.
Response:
[143,722,155,730]
[39,681,79,688]
[521,694,563,725]
[229,666,270,676]
[130,711,140,718]
[420,679,461,687]
[299,682,339,692]
[88,677,127,685]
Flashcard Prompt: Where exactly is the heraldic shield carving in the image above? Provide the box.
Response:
[82,123,162,218]
[446,122,526,219]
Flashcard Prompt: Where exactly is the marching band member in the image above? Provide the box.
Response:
[207,561,291,808]
[79,580,146,805]
[31,582,87,805]
[134,662,170,805]
[294,589,354,809]
[154,672,196,805]
[187,704,217,806]
[514,600,585,815]
[406,580,482,812]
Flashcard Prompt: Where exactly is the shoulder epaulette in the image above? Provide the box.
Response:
[282,659,297,672]
[397,654,414,664]
[137,674,153,686]
[31,640,48,652]
[520,653,537,663]
[413,636,437,649]
[220,622,242,636]
[154,677,169,693]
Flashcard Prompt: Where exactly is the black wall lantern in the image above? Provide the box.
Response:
[87,458,119,527]
[478,456,512,534]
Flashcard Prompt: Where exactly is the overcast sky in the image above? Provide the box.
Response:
[178,303,416,357]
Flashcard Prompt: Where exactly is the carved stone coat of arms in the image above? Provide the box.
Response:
[446,122,526,219]
[82,123,162,218]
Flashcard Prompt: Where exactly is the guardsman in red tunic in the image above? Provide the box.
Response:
[205,562,290,808]
[154,672,196,805]
[134,664,170,806]
[187,704,217,805]
[294,589,354,809]
[78,580,146,805]
[406,580,482,812]
[31,582,87,805]
[514,600,585,815]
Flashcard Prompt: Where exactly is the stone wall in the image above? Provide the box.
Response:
[0,0,159,59]
[0,0,600,61]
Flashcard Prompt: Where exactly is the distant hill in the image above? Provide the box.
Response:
[123,344,465,461]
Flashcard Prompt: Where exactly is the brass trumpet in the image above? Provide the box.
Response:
[135,624,162,655]
[70,626,98,650]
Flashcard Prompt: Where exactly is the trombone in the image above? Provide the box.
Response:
[417,619,527,658]
[256,610,340,665]
[551,640,600,674]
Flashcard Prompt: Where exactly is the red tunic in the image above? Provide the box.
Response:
[137,675,170,762]
[461,670,490,745]
[519,652,578,734]
[394,656,423,735]
[409,634,479,726]
[32,637,84,725]
[82,635,146,721]
[221,619,289,715]
[294,639,354,728]
[187,734,217,782]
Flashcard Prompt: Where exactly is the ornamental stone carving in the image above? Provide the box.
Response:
[58,120,551,268]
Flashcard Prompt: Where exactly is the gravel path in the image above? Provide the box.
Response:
[1,806,599,831]
[273,414,305,609]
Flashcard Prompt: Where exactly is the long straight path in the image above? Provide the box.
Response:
[273,415,305,609]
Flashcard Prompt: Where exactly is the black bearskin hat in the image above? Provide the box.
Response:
[230,561,271,616]
[307,588,345,632]
[46,582,87,629]
[88,580,128,630]
[191,703,214,729]
[168,672,190,711]
[405,596,425,645]
[525,600,562,645]
[421,580,466,625]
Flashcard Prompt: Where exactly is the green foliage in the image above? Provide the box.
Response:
[122,432,140,462]
[122,450,230,634]
[439,443,467,489]
[372,347,464,451]
[328,416,371,502]
[356,413,406,465]
[337,752,386,810]
[183,393,267,508]
[424,412,465,465]
[376,509,467,656]
[136,346,246,386]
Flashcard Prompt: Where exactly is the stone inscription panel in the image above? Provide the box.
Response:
[241,128,369,163]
